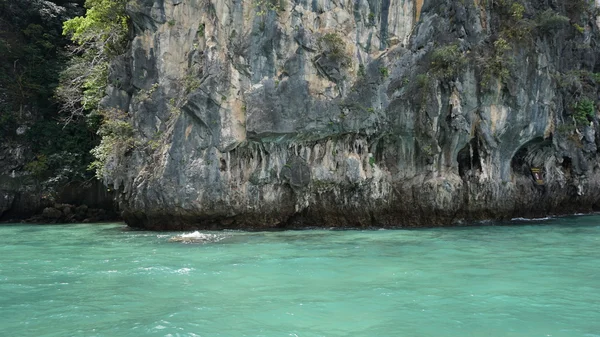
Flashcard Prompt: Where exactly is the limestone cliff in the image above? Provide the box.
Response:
[103,0,600,229]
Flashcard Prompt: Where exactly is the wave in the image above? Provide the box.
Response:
[168,231,227,244]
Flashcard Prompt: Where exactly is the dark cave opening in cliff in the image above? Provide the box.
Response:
[510,137,552,177]
[511,146,530,176]
[458,137,482,178]
[561,156,572,176]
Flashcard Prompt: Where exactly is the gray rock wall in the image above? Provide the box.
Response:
[104,0,600,229]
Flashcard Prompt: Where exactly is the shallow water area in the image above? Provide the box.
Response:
[1,216,599,336]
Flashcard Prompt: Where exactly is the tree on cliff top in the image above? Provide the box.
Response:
[62,0,128,55]
[57,0,131,179]
[57,0,128,121]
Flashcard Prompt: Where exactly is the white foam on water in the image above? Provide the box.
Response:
[180,231,208,238]
[168,231,227,243]
[139,266,168,272]
[511,217,553,222]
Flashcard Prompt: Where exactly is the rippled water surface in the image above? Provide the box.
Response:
[1,216,600,336]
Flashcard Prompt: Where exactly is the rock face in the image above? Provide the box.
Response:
[23,204,113,224]
[104,0,600,229]
[0,140,117,222]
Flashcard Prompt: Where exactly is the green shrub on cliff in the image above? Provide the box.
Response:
[430,44,466,80]
[89,109,134,178]
[253,0,283,15]
[62,0,128,54]
[536,9,570,33]
[24,155,49,178]
[480,38,513,88]
[573,97,595,125]
[318,33,352,67]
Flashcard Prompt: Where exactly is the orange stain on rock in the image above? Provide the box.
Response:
[415,0,424,21]
[185,124,193,140]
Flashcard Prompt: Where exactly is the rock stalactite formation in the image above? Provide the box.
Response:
[102,0,600,229]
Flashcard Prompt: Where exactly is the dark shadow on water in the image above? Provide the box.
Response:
[3,214,600,234]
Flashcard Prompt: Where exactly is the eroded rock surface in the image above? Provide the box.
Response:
[103,0,600,229]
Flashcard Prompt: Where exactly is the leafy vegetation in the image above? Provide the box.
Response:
[58,0,128,120]
[555,70,600,131]
[492,1,575,42]
[480,38,513,88]
[59,0,131,178]
[535,9,570,33]
[89,109,134,178]
[318,33,351,67]
[379,67,389,78]
[0,0,99,188]
[492,0,535,41]
[430,44,467,80]
[477,0,585,92]
[573,97,595,125]
[0,0,69,139]
[357,64,366,77]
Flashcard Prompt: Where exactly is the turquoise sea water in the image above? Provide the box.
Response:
[1,216,599,337]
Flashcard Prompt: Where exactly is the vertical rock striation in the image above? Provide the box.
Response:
[104,0,600,229]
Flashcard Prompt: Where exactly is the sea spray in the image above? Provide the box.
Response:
[168,231,227,243]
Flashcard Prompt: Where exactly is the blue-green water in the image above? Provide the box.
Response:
[1,216,600,337]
